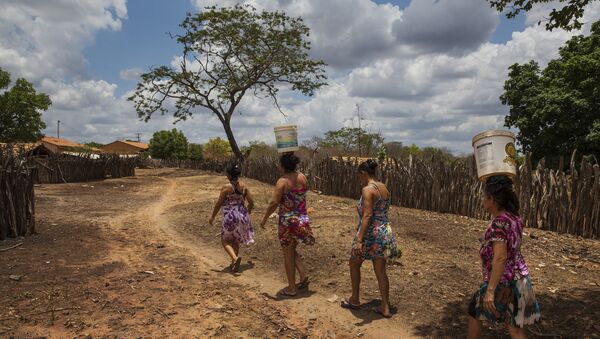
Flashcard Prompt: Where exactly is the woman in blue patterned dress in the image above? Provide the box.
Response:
[209,163,255,273]
[341,159,400,318]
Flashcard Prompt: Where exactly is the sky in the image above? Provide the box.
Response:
[0,0,599,154]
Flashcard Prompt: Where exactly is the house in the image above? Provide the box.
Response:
[100,140,149,155]
[41,137,83,154]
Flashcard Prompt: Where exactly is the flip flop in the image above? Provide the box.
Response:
[277,288,298,299]
[296,278,310,290]
[373,306,392,318]
[232,257,242,273]
[340,298,361,310]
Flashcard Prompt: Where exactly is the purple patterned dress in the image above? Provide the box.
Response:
[221,188,254,245]
[468,212,541,327]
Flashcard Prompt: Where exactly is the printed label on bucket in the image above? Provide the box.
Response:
[275,129,298,149]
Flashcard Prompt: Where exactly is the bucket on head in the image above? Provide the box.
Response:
[472,130,517,181]
[274,125,299,153]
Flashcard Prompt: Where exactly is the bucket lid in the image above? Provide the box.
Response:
[472,130,515,146]
[274,124,297,130]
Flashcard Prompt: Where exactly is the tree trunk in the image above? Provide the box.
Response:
[221,120,244,161]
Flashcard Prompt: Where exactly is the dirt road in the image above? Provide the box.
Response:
[1,169,599,338]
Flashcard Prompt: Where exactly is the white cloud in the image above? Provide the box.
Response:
[1,0,598,153]
[119,67,144,81]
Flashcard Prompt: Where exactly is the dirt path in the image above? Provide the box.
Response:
[142,175,416,339]
[1,168,598,338]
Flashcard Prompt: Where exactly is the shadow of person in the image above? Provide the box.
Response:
[261,289,317,301]
[210,260,256,275]
[341,299,398,326]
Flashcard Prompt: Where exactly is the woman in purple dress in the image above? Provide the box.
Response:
[209,163,255,272]
[468,175,541,338]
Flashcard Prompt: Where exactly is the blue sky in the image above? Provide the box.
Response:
[1,0,596,152]
[85,0,526,97]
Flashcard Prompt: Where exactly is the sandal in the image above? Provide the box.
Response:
[277,288,298,299]
[232,257,242,273]
[373,305,392,318]
[340,298,361,310]
[296,278,310,290]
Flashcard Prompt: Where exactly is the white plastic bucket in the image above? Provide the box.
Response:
[274,125,299,153]
[472,130,517,181]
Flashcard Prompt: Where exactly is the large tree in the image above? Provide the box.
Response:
[149,129,189,160]
[129,5,327,160]
[488,0,598,31]
[500,20,600,162]
[0,68,51,142]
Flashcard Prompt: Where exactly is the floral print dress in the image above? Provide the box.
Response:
[221,186,254,245]
[468,212,541,327]
[277,178,315,247]
[351,183,400,261]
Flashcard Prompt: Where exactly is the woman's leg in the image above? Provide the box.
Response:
[232,242,240,257]
[221,240,238,264]
[295,250,307,283]
[349,257,363,305]
[282,239,298,293]
[506,324,527,339]
[467,317,482,339]
[372,258,391,316]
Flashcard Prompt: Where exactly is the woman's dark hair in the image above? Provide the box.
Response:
[358,159,378,176]
[485,175,520,215]
[226,162,242,180]
[280,153,300,172]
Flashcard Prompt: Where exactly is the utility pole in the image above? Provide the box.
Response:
[356,104,362,157]
[57,120,60,138]
[136,133,141,142]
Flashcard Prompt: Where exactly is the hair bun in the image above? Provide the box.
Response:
[366,159,378,170]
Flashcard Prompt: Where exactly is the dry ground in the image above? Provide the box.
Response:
[0,168,598,338]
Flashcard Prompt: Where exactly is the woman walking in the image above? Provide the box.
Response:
[209,163,255,273]
[260,153,315,297]
[467,175,541,339]
[341,159,400,318]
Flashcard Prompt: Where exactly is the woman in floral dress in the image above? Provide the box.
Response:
[467,175,541,338]
[260,153,315,297]
[209,163,255,273]
[341,159,400,318]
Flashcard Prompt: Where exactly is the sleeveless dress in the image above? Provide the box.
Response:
[221,184,254,245]
[351,183,400,261]
[277,177,315,247]
[468,212,541,327]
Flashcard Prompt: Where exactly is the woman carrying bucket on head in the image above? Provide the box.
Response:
[260,125,315,298]
[209,163,255,273]
[467,131,541,338]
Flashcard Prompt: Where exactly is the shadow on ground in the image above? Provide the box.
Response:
[413,288,600,338]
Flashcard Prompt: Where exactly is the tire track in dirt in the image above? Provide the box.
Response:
[136,175,417,339]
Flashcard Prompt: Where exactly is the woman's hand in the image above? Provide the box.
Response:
[483,289,497,316]
[352,239,364,257]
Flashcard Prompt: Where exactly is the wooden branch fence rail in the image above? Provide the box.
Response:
[148,151,599,239]
[0,149,35,240]
[1,147,140,240]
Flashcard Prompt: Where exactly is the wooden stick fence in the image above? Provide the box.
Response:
[0,148,35,240]
[150,151,599,238]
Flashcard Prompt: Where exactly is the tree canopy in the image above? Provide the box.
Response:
[0,68,51,143]
[488,0,598,31]
[319,127,384,157]
[149,129,189,160]
[128,5,327,160]
[203,137,232,161]
[500,20,600,162]
[189,143,204,161]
